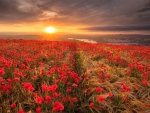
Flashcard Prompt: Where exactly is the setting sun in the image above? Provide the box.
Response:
[45,27,56,34]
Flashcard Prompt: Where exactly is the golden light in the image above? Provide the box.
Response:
[45,27,56,34]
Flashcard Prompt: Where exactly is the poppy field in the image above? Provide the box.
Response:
[0,39,150,113]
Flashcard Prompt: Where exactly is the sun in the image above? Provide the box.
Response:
[45,27,56,34]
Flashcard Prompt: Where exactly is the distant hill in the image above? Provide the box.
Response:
[0,34,150,46]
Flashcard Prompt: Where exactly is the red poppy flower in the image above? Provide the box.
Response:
[72,97,77,102]
[122,96,128,102]
[53,92,60,98]
[142,79,148,86]
[107,92,113,97]
[45,95,52,103]
[13,77,20,82]
[47,84,58,92]
[0,68,5,75]
[82,90,87,94]
[7,78,13,84]
[18,109,25,113]
[36,106,41,113]
[126,70,131,74]
[0,77,4,83]
[66,87,72,93]
[52,101,64,112]
[96,87,102,93]
[72,83,78,87]
[41,84,48,91]
[22,82,34,92]
[35,96,44,104]
[97,96,105,102]
[11,103,16,109]
[89,102,94,108]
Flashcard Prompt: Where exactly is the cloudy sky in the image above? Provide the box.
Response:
[0,0,150,34]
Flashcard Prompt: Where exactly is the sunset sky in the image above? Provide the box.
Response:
[0,0,150,35]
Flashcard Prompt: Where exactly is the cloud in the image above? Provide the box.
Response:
[0,0,43,23]
[81,25,150,31]
[137,8,150,12]
[0,0,150,28]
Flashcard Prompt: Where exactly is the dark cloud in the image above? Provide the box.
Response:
[0,0,19,13]
[137,8,150,12]
[81,25,150,31]
[0,0,150,32]
[0,0,42,23]
[137,1,150,13]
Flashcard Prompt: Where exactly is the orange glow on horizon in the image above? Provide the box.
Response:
[1,23,148,35]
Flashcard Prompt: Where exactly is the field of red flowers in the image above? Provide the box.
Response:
[0,39,150,113]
